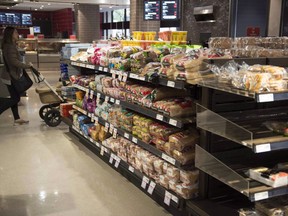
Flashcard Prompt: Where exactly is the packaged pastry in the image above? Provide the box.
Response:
[172,149,195,165]
[168,129,199,151]
[166,166,180,182]
[153,159,164,174]
[176,183,198,199]
[149,123,180,141]
[159,175,170,189]
[169,180,177,192]
[164,142,174,156]
[152,137,166,151]
[180,170,199,185]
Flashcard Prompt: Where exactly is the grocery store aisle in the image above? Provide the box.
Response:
[0,71,171,216]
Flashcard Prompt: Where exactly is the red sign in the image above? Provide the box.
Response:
[247,27,260,36]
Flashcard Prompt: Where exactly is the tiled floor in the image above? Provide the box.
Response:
[0,71,171,216]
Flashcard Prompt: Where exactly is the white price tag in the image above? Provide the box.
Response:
[141,176,150,189]
[169,119,177,126]
[258,94,274,103]
[122,73,128,82]
[124,133,130,139]
[95,142,100,147]
[86,64,95,69]
[164,191,172,206]
[109,154,114,164]
[80,63,86,67]
[255,143,271,153]
[100,146,105,156]
[110,97,115,103]
[98,66,103,71]
[254,191,269,201]
[104,67,108,72]
[91,114,94,122]
[71,62,77,66]
[113,128,118,139]
[167,81,175,88]
[105,96,109,103]
[89,137,94,143]
[147,181,156,195]
[115,100,120,105]
[94,116,99,125]
[139,76,146,81]
[171,195,179,204]
[128,166,134,173]
[118,73,123,81]
[162,153,176,165]
[104,122,110,132]
[132,137,138,144]
[130,73,138,79]
[97,93,101,100]
[156,114,164,121]
[90,90,94,99]
[109,124,114,134]
[114,156,121,168]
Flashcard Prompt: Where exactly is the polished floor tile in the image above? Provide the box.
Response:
[0,71,171,216]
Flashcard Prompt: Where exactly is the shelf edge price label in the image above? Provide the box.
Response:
[110,97,115,103]
[255,143,271,153]
[147,181,156,195]
[115,99,120,105]
[98,66,103,71]
[109,153,115,164]
[128,166,134,173]
[94,116,99,125]
[167,81,175,88]
[95,142,100,147]
[118,73,123,81]
[132,137,138,144]
[171,195,179,204]
[91,114,94,122]
[141,176,150,189]
[162,153,176,165]
[90,90,94,99]
[169,118,177,127]
[130,73,138,79]
[156,114,164,121]
[113,128,118,139]
[258,93,274,103]
[104,67,108,72]
[96,93,101,100]
[114,156,121,168]
[122,73,128,82]
[254,191,269,201]
[164,191,172,206]
[109,124,114,134]
[105,96,109,103]
[100,146,105,156]
[104,122,110,132]
[124,133,130,139]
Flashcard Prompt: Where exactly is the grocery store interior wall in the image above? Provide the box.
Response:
[182,0,230,44]
[52,8,73,37]
[74,4,100,42]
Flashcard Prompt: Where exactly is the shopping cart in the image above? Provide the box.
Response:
[31,67,66,127]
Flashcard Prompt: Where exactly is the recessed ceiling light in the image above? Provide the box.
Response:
[13,0,18,2]
[48,3,51,5]
[35,9,38,11]
[7,7,10,9]
[109,6,113,8]
[100,8,102,10]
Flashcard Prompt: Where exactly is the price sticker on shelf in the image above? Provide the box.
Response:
[141,176,150,189]
[258,94,274,103]
[118,73,123,81]
[167,81,175,88]
[113,128,118,139]
[109,124,114,134]
[98,66,103,71]
[100,146,105,156]
[89,137,94,143]
[128,166,134,173]
[115,100,120,105]
[255,143,271,153]
[164,191,172,206]
[90,90,94,99]
[139,76,146,81]
[91,114,94,122]
[80,63,86,67]
[96,93,101,100]
[172,195,179,204]
[114,156,121,168]
[124,133,130,139]
[110,97,115,103]
[94,117,99,125]
[104,122,110,132]
[147,181,156,195]
[156,114,164,121]
[169,119,177,127]
[95,142,100,147]
[105,96,109,103]
[86,64,95,69]
[129,73,138,79]
[109,153,115,164]
[162,153,176,165]
[132,137,138,144]
[104,67,108,72]
[254,191,269,201]
[122,73,128,82]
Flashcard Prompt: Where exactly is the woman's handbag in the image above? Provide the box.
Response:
[10,69,33,94]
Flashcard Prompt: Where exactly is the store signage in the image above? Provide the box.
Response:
[161,0,179,20]
[247,27,260,36]
[144,0,160,20]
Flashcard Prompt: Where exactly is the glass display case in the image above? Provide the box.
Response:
[18,38,79,69]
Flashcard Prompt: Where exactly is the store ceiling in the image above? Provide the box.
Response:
[0,0,129,11]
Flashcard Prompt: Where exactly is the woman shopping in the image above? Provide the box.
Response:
[0,26,33,125]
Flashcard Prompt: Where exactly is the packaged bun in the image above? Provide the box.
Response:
[180,170,199,184]
[169,180,177,192]
[168,129,199,151]
[164,142,174,156]
[176,183,198,199]
[173,149,195,165]
[154,159,164,174]
[166,167,180,182]
[159,175,170,189]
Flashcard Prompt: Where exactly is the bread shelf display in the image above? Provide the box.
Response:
[196,104,288,153]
